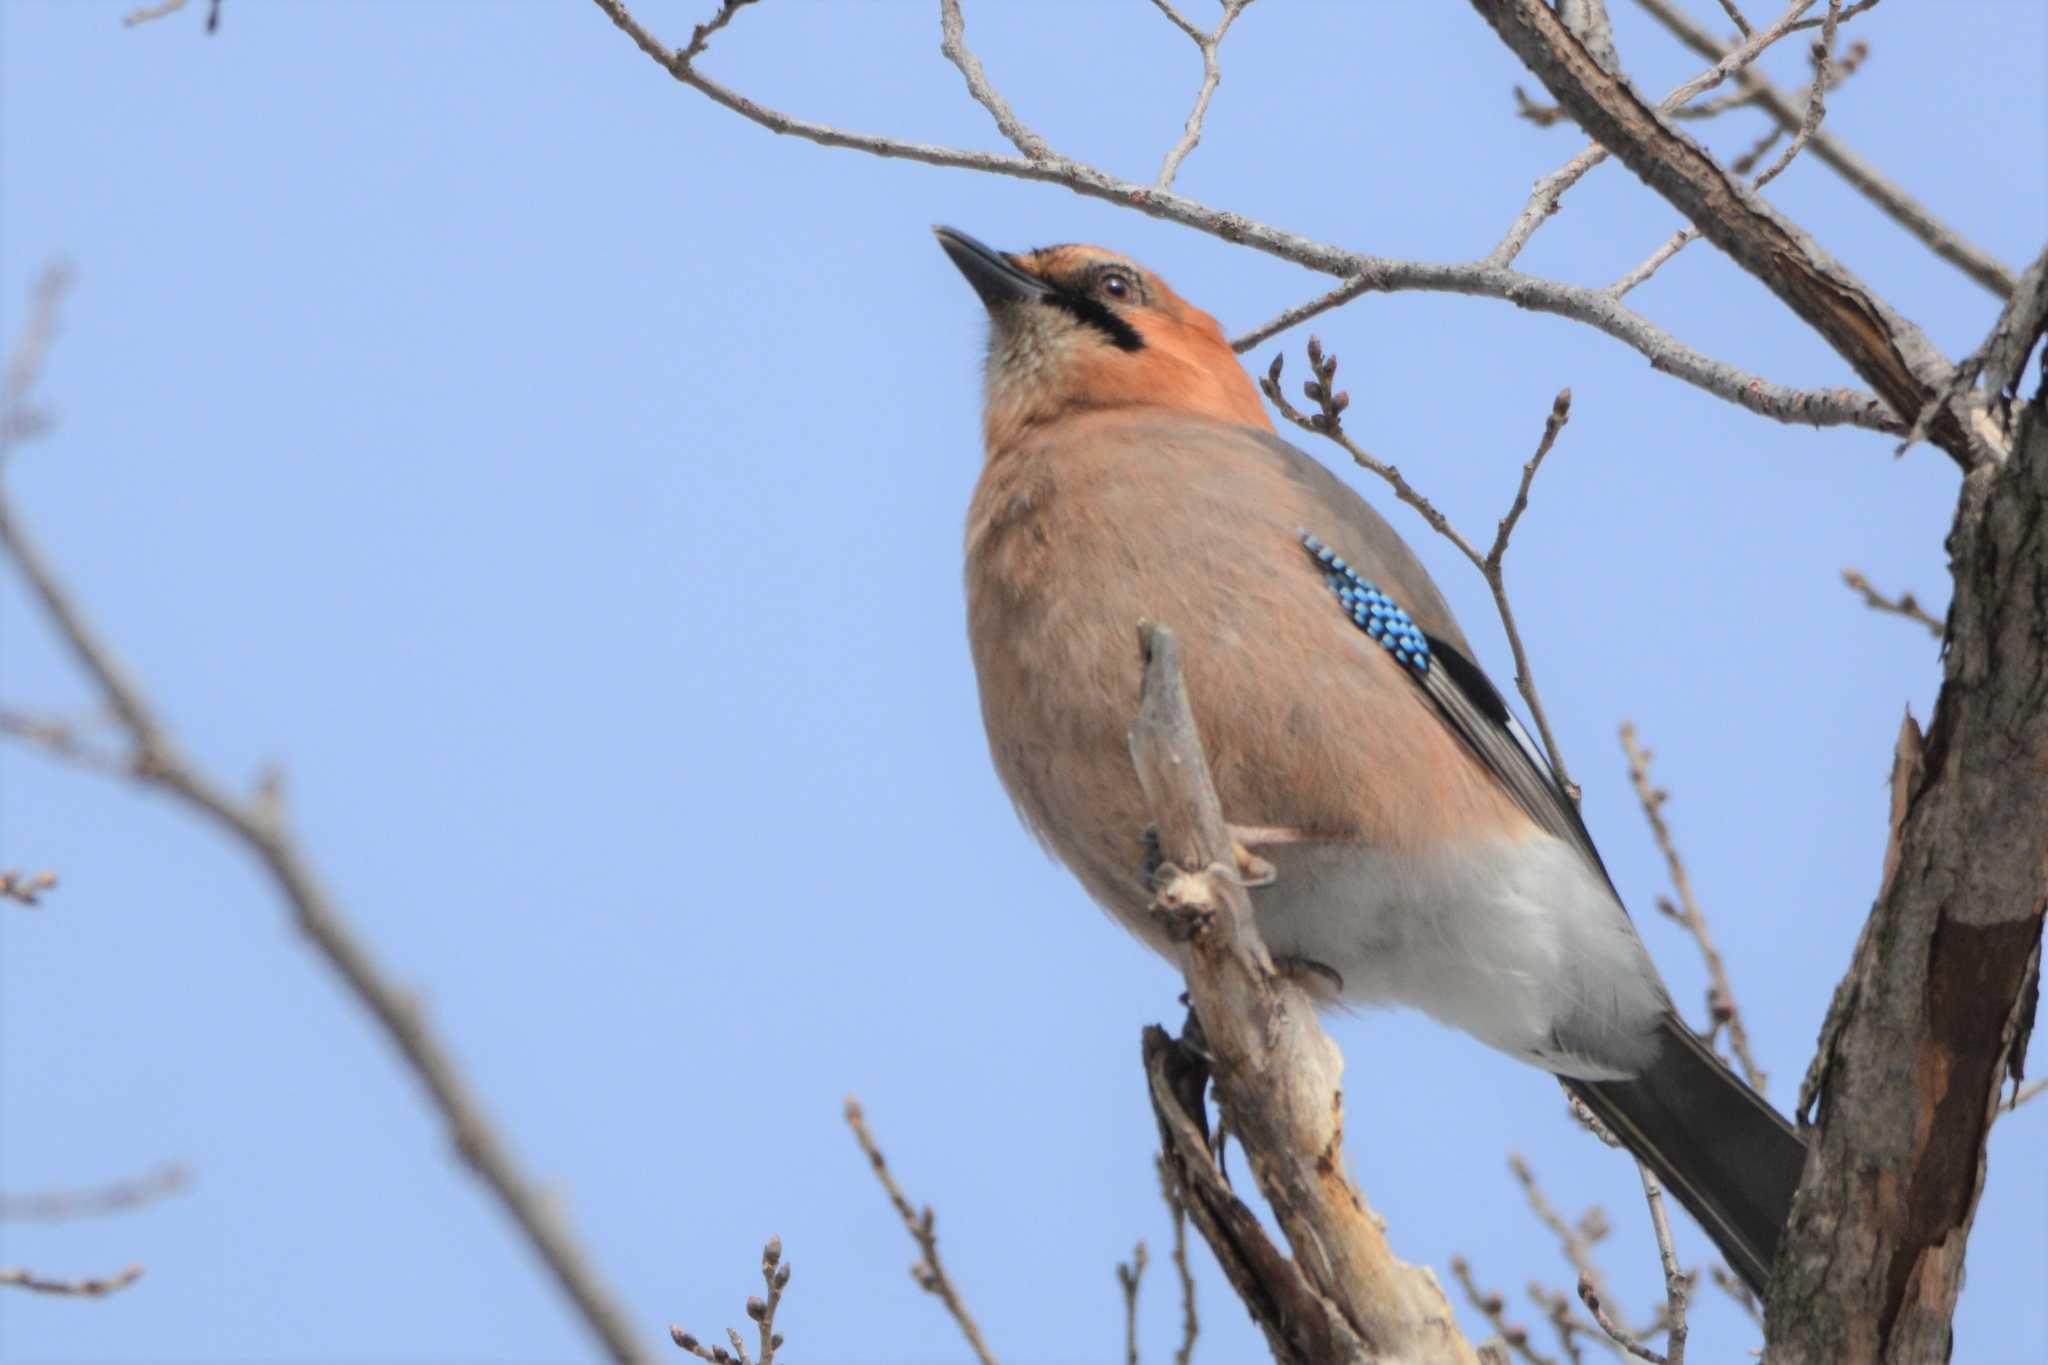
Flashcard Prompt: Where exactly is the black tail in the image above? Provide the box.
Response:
[1568,1016,1806,1297]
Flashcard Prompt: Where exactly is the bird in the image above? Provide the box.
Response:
[934,225,1806,1298]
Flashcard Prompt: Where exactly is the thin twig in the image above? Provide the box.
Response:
[1605,5,1842,304]
[1511,1154,1635,1342]
[1636,1165,1689,1365]
[1484,388,1578,790]
[938,0,1052,161]
[844,1097,999,1365]
[1116,1240,1148,1365]
[1620,723,1765,1091]
[1749,0,1840,190]
[1782,0,1877,35]
[2009,1077,2048,1111]
[0,710,131,776]
[1840,568,1942,637]
[1634,0,2017,298]
[1154,1156,1198,1365]
[1712,0,1753,37]
[0,1263,143,1297]
[670,1237,789,1365]
[1577,1272,1666,1365]
[1896,239,2048,458]
[1263,353,1578,788]
[1527,1283,1596,1364]
[587,0,1904,440]
[1706,1266,1762,1327]
[1607,229,1694,298]
[1487,0,1822,268]
[1150,0,1257,190]
[0,1163,189,1219]
[0,869,58,907]
[121,0,185,26]
[0,274,651,1365]
[1452,1255,1562,1365]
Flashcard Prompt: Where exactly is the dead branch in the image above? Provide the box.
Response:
[1131,624,1477,1365]
[0,271,651,1365]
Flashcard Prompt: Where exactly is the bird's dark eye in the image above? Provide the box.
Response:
[1098,271,1133,301]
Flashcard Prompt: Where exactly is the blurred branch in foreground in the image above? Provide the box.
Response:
[0,267,652,1365]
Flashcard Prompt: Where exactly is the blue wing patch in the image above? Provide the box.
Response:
[1300,532,1431,675]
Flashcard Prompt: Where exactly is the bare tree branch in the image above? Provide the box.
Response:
[1485,0,1822,269]
[1264,358,1580,790]
[1469,0,1990,471]
[1840,568,1943,637]
[1747,0,1840,191]
[1897,241,2048,455]
[1766,381,2048,1354]
[1452,1254,1562,1365]
[588,0,1903,440]
[1115,1239,1147,1365]
[1711,0,1753,38]
[0,272,652,1365]
[0,1163,189,1220]
[1620,722,1766,1090]
[938,0,1051,162]
[1612,0,1850,298]
[670,1237,789,1365]
[121,0,187,26]
[1510,1154,1642,1345]
[0,868,58,907]
[1154,1156,1199,1365]
[1558,1,1620,75]
[1149,0,1257,190]
[1634,0,2018,299]
[1575,1274,1664,1365]
[1132,624,1478,1365]
[0,1263,144,1298]
[1634,1166,1689,1365]
[843,1097,1000,1365]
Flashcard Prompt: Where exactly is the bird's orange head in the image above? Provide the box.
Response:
[935,227,1271,454]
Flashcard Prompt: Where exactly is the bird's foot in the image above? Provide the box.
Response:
[1272,955,1345,1003]
[1138,824,1277,890]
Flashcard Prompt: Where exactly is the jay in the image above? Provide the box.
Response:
[936,226,1805,1297]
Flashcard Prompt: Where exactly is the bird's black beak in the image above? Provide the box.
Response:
[934,226,1047,312]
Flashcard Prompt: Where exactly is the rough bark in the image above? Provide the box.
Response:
[1128,625,1479,1365]
[1766,398,2048,1361]
[1465,3,2048,1357]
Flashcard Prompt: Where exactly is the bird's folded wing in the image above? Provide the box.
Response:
[1299,533,1614,891]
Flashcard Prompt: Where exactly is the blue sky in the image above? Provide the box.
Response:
[1,2,2041,1362]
